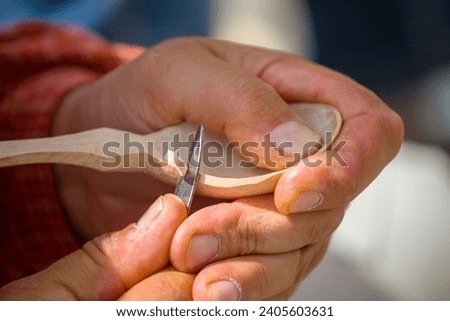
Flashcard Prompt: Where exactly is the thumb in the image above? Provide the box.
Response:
[133,40,323,170]
[0,194,187,300]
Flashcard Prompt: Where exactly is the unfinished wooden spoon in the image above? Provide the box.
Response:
[0,103,341,198]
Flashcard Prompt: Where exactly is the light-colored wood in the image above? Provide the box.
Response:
[0,103,342,198]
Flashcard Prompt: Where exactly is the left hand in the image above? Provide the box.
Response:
[51,36,403,300]
[52,37,402,242]
[50,37,325,240]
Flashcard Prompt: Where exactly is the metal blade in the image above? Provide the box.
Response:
[174,124,204,213]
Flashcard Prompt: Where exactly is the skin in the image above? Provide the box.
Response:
[0,195,191,300]
[0,37,404,300]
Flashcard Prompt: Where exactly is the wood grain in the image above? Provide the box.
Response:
[0,103,341,198]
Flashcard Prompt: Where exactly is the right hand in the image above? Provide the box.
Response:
[0,194,193,300]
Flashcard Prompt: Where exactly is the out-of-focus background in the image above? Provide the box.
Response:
[1,0,449,300]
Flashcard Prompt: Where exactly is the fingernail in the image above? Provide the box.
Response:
[208,280,241,301]
[186,234,220,270]
[137,196,164,229]
[288,191,323,213]
[270,121,322,157]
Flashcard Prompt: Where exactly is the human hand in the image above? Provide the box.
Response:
[170,195,342,300]
[167,43,403,300]
[0,195,195,300]
[49,37,403,301]
[51,37,326,239]
[51,38,403,241]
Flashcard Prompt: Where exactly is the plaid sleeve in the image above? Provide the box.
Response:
[0,22,143,286]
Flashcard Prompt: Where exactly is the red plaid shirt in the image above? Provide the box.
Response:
[0,22,143,286]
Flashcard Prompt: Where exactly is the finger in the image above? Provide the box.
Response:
[274,108,402,213]
[234,50,405,212]
[134,39,323,169]
[120,268,195,301]
[200,41,403,211]
[0,194,186,300]
[170,195,344,272]
[192,240,329,301]
[206,38,402,158]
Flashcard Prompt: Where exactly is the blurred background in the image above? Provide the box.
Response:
[1,0,449,300]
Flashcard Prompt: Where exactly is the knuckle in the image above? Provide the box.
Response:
[294,249,310,282]
[329,81,357,100]
[81,239,110,275]
[83,235,127,288]
[304,209,344,244]
[294,244,325,283]
[383,107,405,154]
[320,209,345,239]
[236,215,263,255]
[305,217,323,244]
[368,106,404,163]
[231,76,279,115]
[82,236,130,294]
[252,263,270,300]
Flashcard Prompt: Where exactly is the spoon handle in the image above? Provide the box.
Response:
[0,128,146,172]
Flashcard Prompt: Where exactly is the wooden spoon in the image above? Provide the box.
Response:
[0,103,341,198]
